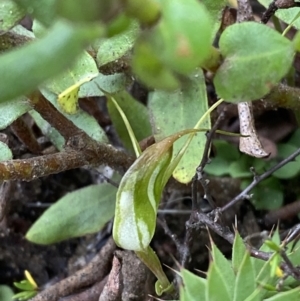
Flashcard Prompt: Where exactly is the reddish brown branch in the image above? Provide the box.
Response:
[0,141,133,181]
[0,151,89,181]
[0,91,135,181]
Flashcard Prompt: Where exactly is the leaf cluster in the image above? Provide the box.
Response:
[180,231,300,301]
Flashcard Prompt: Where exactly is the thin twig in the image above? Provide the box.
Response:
[180,111,226,267]
[261,0,300,24]
[192,110,226,210]
[261,0,278,23]
[222,147,300,212]
[158,218,183,254]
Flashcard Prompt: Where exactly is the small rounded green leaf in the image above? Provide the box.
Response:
[214,22,294,102]
[152,0,213,75]
[97,21,139,67]
[0,142,13,161]
[13,0,57,27]
[26,184,117,244]
[0,285,14,301]
[124,0,161,26]
[272,144,300,179]
[132,37,180,90]
[56,0,119,23]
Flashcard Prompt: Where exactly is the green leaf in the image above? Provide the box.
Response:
[148,69,210,184]
[0,0,25,33]
[106,14,132,37]
[80,73,127,97]
[136,246,173,296]
[44,51,99,113]
[287,242,300,267]
[56,0,117,23]
[287,128,300,147]
[253,231,281,299]
[204,156,230,176]
[264,287,300,301]
[213,140,240,161]
[232,230,247,274]
[206,262,231,301]
[180,269,206,301]
[57,77,97,115]
[211,239,235,298]
[0,142,13,161]
[29,110,64,151]
[12,0,57,27]
[0,285,14,301]
[253,257,274,300]
[293,31,300,52]
[107,91,152,153]
[204,140,240,176]
[108,95,142,156]
[214,22,294,102]
[152,0,213,75]
[113,141,172,251]
[113,129,198,251]
[228,155,252,178]
[258,0,300,30]
[41,89,108,144]
[125,0,161,26]
[0,20,103,103]
[13,281,33,291]
[233,251,256,301]
[272,144,300,179]
[97,21,139,66]
[26,184,117,244]
[12,291,37,300]
[251,178,283,210]
[0,97,31,129]
[132,37,180,90]
[202,0,227,38]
